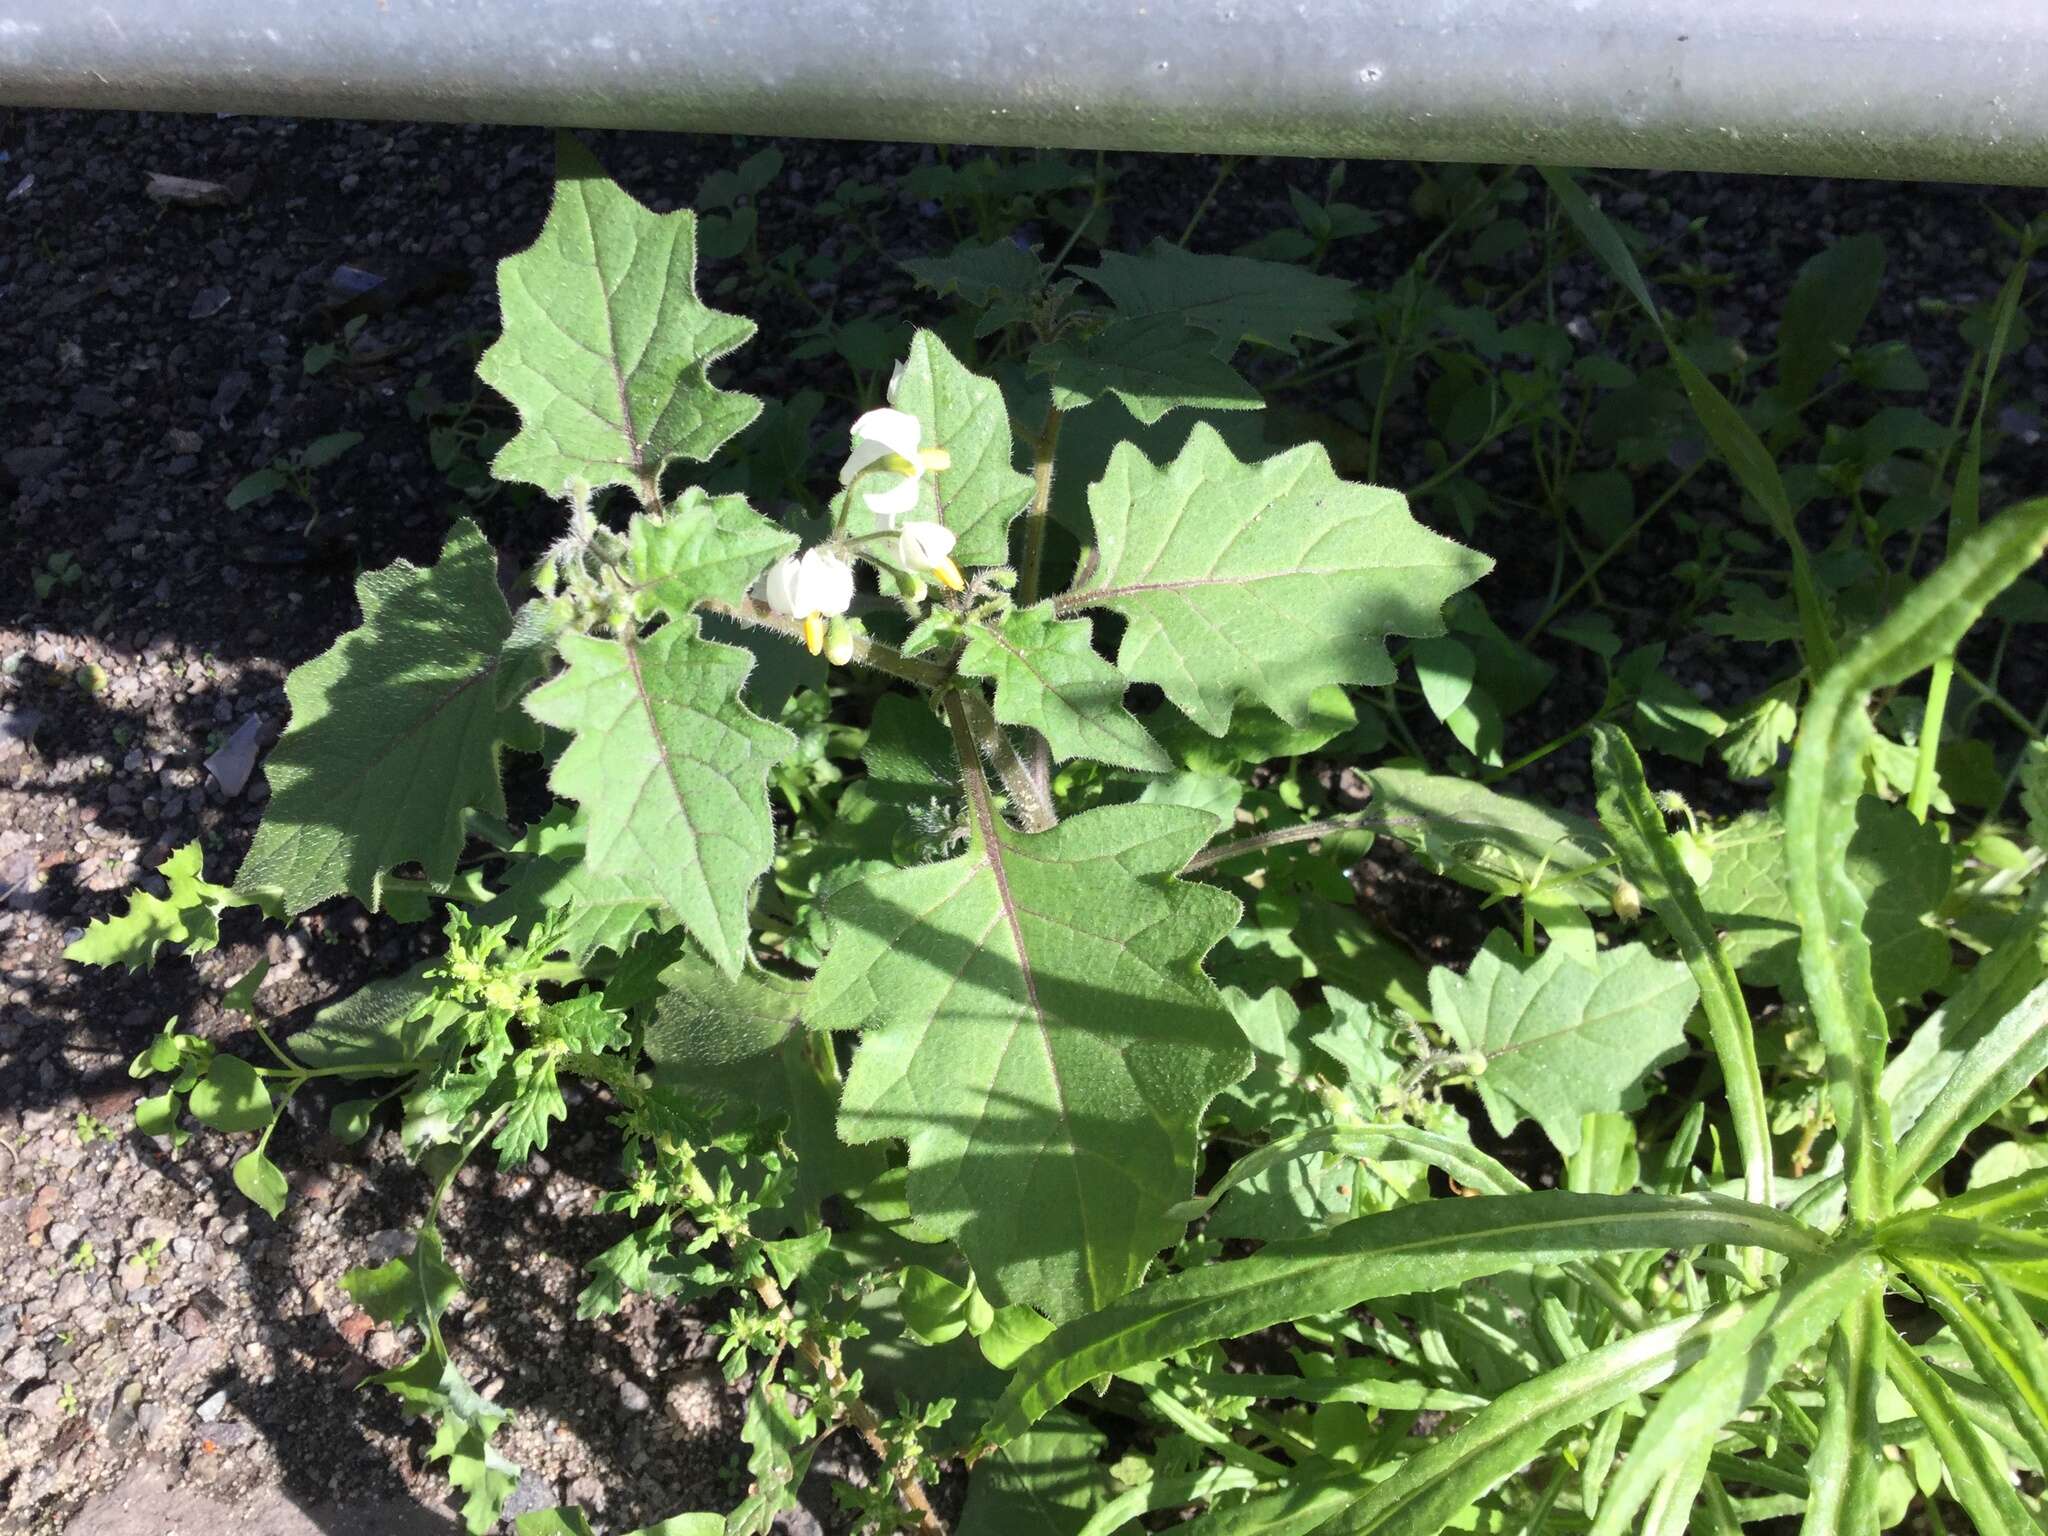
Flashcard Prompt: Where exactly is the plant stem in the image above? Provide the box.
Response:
[703,597,953,690]
[949,689,1058,833]
[748,1268,947,1536]
[1176,156,1240,247]
[1182,815,1372,876]
[1018,405,1064,607]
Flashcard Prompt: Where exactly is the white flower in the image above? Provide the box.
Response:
[896,520,964,592]
[839,406,951,526]
[760,547,855,655]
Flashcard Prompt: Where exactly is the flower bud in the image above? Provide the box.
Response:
[824,616,857,667]
[1610,879,1643,922]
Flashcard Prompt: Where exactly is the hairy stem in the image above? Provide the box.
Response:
[1018,404,1064,607]
[703,596,953,690]
[949,688,1058,833]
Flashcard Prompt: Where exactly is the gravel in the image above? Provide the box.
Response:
[4,102,2045,1532]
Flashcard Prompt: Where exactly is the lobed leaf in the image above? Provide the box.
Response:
[1034,314,1263,424]
[815,798,1248,1323]
[525,623,794,975]
[65,842,243,972]
[478,136,760,505]
[957,602,1171,772]
[1430,933,1697,1157]
[852,328,1034,568]
[235,519,519,915]
[1064,424,1490,733]
[1075,240,1355,356]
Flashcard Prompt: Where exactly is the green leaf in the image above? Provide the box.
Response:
[1075,240,1354,356]
[1591,725,1771,1205]
[225,466,287,510]
[477,136,760,504]
[983,1191,1825,1445]
[524,624,794,975]
[1879,1325,2041,1536]
[1064,424,1490,733]
[1539,167,1836,672]
[1699,799,1952,1006]
[344,1229,464,1328]
[957,603,1171,772]
[65,842,240,971]
[232,1147,288,1219]
[1777,233,1886,403]
[188,1054,274,1134]
[622,494,797,624]
[959,1414,1108,1536]
[1362,767,1618,906]
[853,328,1034,568]
[813,799,1248,1323]
[235,520,518,914]
[1890,977,2048,1199]
[1588,1243,1881,1536]
[1430,933,1697,1157]
[1034,315,1262,424]
[1786,499,2048,1221]
[1330,1295,1769,1536]
[905,238,1048,306]
[435,1414,522,1535]
[492,1052,566,1167]
[2022,741,2048,846]
[1798,1291,1885,1536]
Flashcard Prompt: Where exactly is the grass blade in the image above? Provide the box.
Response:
[1785,499,2048,1223]
[1881,1325,2041,1535]
[1591,724,1772,1208]
[1588,1243,1882,1536]
[982,1191,1822,1445]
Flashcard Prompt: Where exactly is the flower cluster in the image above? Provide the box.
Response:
[756,384,966,660]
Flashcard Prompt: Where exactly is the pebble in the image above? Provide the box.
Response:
[195,1388,228,1423]
[617,1378,651,1413]
[5,1344,49,1383]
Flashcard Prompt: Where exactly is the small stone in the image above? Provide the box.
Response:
[23,1383,65,1423]
[618,1378,651,1413]
[4,1345,48,1383]
[174,1305,211,1341]
[195,1388,228,1423]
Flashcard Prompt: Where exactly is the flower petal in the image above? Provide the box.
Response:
[898,520,958,570]
[850,407,924,462]
[793,547,856,616]
[760,554,803,617]
[838,435,895,486]
[866,475,921,520]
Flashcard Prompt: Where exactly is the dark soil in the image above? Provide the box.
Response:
[2,105,2045,1533]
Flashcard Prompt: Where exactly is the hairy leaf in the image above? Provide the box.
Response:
[478,137,759,504]
[957,603,1171,772]
[1076,241,1355,356]
[813,800,1248,1323]
[1363,767,1618,906]
[1034,315,1262,424]
[622,493,797,624]
[525,624,794,975]
[984,1191,1824,1444]
[235,520,517,914]
[1431,933,1697,1156]
[1065,425,1489,733]
[851,328,1033,568]
[65,842,243,971]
